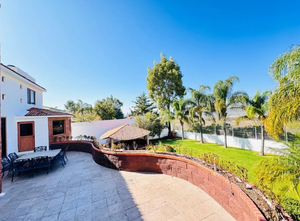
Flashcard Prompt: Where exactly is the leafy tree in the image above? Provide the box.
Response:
[130,92,155,116]
[266,45,300,139]
[236,90,272,156]
[135,112,165,137]
[73,111,100,122]
[213,76,247,148]
[94,96,124,120]
[172,98,192,140]
[147,53,185,136]
[189,85,214,143]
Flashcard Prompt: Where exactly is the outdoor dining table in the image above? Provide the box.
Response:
[17,149,61,160]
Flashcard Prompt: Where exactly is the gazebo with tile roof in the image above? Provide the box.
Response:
[100,124,151,149]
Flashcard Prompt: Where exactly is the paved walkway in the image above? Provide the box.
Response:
[0,152,235,221]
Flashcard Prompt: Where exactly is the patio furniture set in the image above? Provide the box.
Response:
[1,144,69,182]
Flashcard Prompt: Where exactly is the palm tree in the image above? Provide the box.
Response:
[64,100,79,114]
[70,100,93,122]
[206,94,216,123]
[236,90,272,156]
[189,85,213,143]
[255,136,300,197]
[266,45,300,139]
[172,98,192,140]
[213,76,247,148]
[77,99,92,116]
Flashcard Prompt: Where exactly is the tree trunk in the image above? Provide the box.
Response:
[199,120,204,143]
[181,122,184,140]
[168,121,172,137]
[260,124,265,156]
[223,120,227,148]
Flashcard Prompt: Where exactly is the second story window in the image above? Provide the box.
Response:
[27,89,36,104]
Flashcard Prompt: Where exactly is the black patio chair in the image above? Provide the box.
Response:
[34,146,47,152]
[49,144,62,150]
[64,145,69,162]
[11,159,33,182]
[53,150,66,167]
[8,152,19,162]
[32,156,52,176]
[1,156,11,178]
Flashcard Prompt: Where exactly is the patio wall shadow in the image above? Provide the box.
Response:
[55,141,266,221]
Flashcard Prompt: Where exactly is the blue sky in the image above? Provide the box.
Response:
[1,0,300,115]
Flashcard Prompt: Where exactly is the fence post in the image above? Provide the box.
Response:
[286,130,288,142]
[232,126,234,137]
[255,127,257,139]
[214,125,216,135]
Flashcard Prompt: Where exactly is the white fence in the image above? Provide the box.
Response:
[71,118,287,153]
[72,118,136,144]
[174,130,287,154]
[71,118,169,144]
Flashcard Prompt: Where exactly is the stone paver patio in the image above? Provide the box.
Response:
[0,152,235,221]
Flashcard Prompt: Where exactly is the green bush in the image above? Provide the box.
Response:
[281,197,300,220]
[149,142,176,153]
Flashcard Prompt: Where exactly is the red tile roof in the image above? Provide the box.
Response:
[25,108,73,117]
[100,124,150,140]
[1,63,46,91]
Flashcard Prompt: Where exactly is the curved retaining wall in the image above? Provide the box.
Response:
[56,141,266,221]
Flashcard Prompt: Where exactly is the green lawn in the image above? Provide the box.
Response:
[161,138,274,184]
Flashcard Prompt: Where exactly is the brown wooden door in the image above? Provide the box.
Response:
[18,121,35,152]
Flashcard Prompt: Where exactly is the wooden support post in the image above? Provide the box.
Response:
[146,135,149,146]
[110,138,114,150]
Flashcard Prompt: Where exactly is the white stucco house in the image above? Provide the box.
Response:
[1,64,72,157]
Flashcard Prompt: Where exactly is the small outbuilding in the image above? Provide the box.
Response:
[100,124,151,149]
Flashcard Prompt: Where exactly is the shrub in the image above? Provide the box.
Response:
[149,142,176,153]
[135,112,165,137]
[281,198,300,220]
[92,136,100,149]
[114,143,122,151]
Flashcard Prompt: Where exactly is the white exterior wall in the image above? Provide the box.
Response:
[175,130,287,154]
[72,118,137,144]
[149,128,169,140]
[1,66,46,154]
[14,117,49,154]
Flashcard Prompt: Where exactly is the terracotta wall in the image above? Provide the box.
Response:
[55,141,266,221]
[48,117,72,144]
